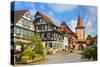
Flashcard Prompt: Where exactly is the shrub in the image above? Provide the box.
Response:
[81,47,92,60]
[91,44,97,60]
[21,47,36,61]
[81,44,97,60]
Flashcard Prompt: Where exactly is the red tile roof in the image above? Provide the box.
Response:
[59,22,77,38]
[35,11,54,25]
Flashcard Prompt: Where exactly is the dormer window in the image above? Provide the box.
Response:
[38,25,45,30]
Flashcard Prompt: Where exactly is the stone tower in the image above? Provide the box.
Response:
[75,16,85,41]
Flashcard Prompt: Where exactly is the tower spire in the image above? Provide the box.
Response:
[76,16,84,28]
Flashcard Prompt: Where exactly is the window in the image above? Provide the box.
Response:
[40,19,43,22]
[41,33,44,38]
[15,27,20,34]
[44,33,47,38]
[20,29,24,35]
[50,33,53,38]
[20,18,24,24]
[47,33,51,39]
[39,25,45,30]
[48,26,51,30]
[49,43,52,48]
[23,29,27,35]
[54,33,57,38]
[36,26,38,29]
[42,25,45,30]
[11,27,14,33]
[14,27,17,33]
[45,25,47,29]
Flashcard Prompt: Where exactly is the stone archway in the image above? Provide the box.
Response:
[78,44,84,50]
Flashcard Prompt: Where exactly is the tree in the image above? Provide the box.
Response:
[81,47,92,60]
[29,33,46,56]
[14,33,46,63]
[86,34,92,40]
[91,44,97,60]
[81,44,97,61]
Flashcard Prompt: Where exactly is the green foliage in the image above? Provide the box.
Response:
[14,41,24,53]
[21,47,35,61]
[15,41,24,45]
[91,44,97,60]
[14,33,46,62]
[86,34,93,40]
[29,33,46,56]
[81,47,92,60]
[81,44,97,60]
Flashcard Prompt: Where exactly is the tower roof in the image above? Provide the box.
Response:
[76,16,84,28]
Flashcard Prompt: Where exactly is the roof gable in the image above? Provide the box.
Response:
[34,11,54,25]
[60,22,77,38]
[11,10,27,24]
[60,22,73,33]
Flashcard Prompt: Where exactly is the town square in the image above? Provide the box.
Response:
[11,1,97,66]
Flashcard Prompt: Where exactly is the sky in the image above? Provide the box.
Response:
[11,1,97,37]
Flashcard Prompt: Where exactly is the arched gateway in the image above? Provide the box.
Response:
[75,16,86,50]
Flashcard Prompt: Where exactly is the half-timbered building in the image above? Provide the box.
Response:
[59,22,78,50]
[11,10,34,51]
[33,12,64,50]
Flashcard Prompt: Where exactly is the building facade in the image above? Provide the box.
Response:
[33,12,64,50]
[75,16,86,50]
[11,10,86,54]
[59,22,77,50]
[11,10,34,51]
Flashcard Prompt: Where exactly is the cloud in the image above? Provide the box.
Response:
[86,6,97,25]
[48,4,78,13]
[83,6,97,37]
[88,6,97,16]
[85,17,97,37]
[68,19,77,32]
[86,20,97,36]
[39,5,45,10]
[86,20,92,28]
